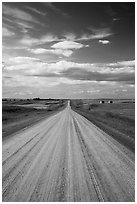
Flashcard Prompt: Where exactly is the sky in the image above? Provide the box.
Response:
[2,2,135,99]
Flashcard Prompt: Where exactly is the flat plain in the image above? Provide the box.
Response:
[71,99,135,152]
[2,99,67,138]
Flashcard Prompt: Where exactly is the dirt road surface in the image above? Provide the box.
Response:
[2,101,135,202]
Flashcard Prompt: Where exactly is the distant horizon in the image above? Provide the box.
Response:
[2,97,135,100]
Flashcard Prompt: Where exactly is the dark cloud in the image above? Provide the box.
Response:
[27,72,58,78]
[60,68,135,83]
[28,67,135,84]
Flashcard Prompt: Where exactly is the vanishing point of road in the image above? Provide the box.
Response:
[2,101,135,202]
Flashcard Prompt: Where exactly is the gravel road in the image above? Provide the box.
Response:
[2,102,135,202]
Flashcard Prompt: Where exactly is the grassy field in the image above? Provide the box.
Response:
[71,99,135,153]
[2,99,67,139]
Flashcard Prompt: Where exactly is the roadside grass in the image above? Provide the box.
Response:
[71,101,135,153]
[2,101,67,139]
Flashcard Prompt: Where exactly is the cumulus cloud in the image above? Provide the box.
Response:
[3,57,135,99]
[99,40,110,44]
[4,56,135,75]
[40,60,134,84]
[3,54,135,85]
[8,56,40,64]
[51,40,89,50]
[52,60,135,74]
[108,60,135,68]
[25,38,89,57]
[20,35,89,58]
[3,56,40,70]
[29,48,73,57]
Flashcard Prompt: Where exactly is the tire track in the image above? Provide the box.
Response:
[73,117,105,202]
[2,112,65,201]
[72,110,135,202]
[3,113,61,179]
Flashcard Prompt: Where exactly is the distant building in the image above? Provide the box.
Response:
[108,100,113,103]
[99,100,104,104]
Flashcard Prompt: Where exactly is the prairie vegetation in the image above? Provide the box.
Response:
[2,99,67,138]
[70,99,135,152]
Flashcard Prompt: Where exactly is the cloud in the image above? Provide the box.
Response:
[29,48,73,57]
[87,90,100,93]
[3,74,60,90]
[4,56,135,75]
[99,40,110,44]
[106,61,135,74]
[57,78,90,85]
[113,18,120,21]
[2,4,46,35]
[40,60,134,84]
[43,2,61,12]
[59,67,135,83]
[89,27,113,39]
[49,60,135,74]
[108,60,135,68]
[3,57,135,100]
[78,27,113,41]
[29,48,51,54]
[10,56,40,63]
[4,56,40,69]
[2,27,15,36]
[19,33,90,56]
[25,40,89,57]
[15,21,33,33]
[26,6,46,16]
[3,55,135,85]
[63,33,76,41]
[128,84,135,88]
[20,36,40,46]
[2,5,46,34]
[40,34,59,43]
[3,15,34,34]
[3,45,28,50]
[3,4,38,23]
[19,27,111,47]
[20,33,59,46]
[51,41,89,50]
